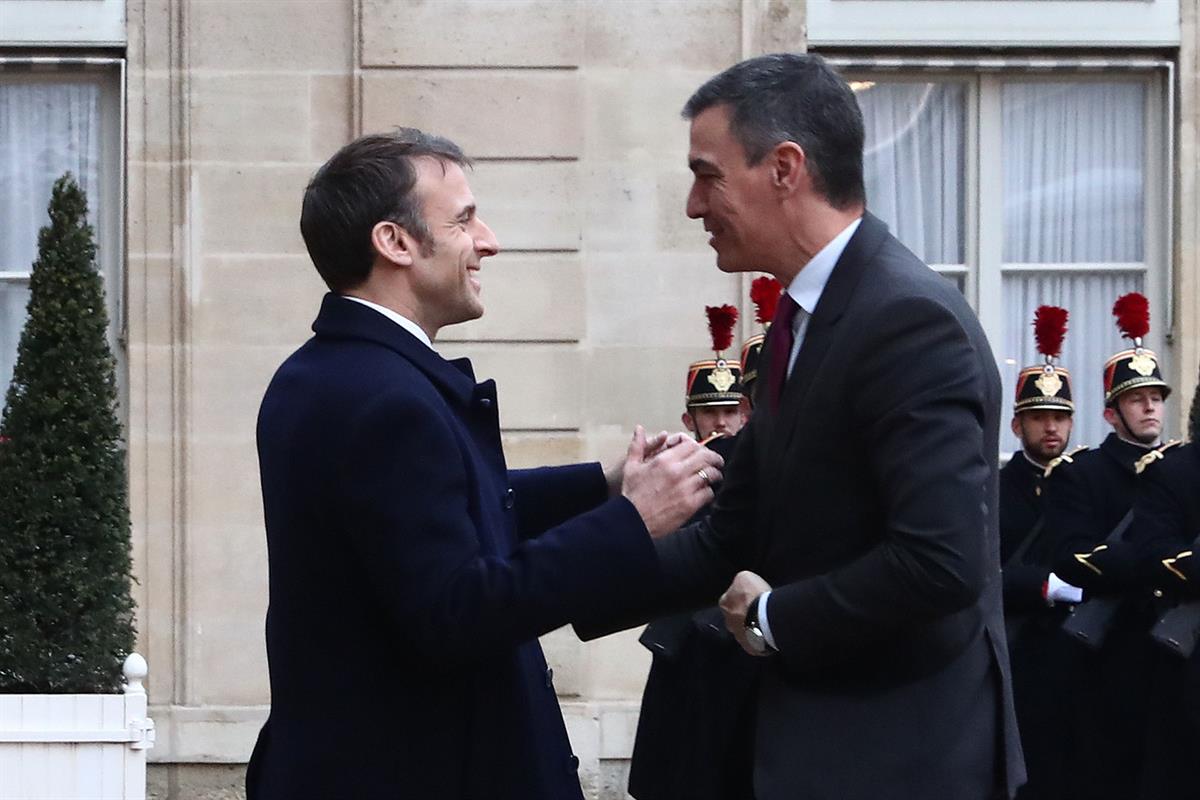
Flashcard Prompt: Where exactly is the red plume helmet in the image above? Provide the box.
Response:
[706,305,738,355]
[1112,292,1150,344]
[749,277,783,326]
[1033,306,1068,362]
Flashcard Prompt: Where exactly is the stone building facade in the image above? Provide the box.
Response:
[2,1,1197,797]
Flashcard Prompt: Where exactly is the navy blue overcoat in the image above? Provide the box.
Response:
[247,294,661,799]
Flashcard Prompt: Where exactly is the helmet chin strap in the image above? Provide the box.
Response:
[1113,401,1158,447]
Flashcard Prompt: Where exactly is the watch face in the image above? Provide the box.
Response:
[745,625,769,657]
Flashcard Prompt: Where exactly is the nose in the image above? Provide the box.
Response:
[685,181,705,220]
[475,218,500,257]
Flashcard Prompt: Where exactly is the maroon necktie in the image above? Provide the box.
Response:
[766,292,800,413]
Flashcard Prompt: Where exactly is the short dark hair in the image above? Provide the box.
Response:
[299,128,469,292]
[682,53,865,210]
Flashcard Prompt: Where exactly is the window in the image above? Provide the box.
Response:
[0,62,124,409]
[840,61,1171,449]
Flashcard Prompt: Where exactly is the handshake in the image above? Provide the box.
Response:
[613,425,726,538]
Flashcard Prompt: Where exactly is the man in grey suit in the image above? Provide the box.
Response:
[648,53,1025,799]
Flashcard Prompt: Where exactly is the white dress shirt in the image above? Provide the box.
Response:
[759,216,862,651]
[342,295,434,350]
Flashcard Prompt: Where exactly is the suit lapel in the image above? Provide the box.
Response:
[768,214,887,466]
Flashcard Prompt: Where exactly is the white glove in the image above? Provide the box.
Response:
[1045,572,1084,605]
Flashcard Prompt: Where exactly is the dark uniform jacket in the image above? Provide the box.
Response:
[1045,432,1154,592]
[1040,431,1167,800]
[1133,442,1200,800]
[1000,453,1051,613]
[632,213,1024,800]
[629,434,758,800]
[247,295,663,800]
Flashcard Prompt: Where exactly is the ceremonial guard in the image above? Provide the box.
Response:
[1000,306,1080,800]
[1134,374,1200,799]
[1042,292,1177,800]
[738,276,782,407]
[630,305,757,800]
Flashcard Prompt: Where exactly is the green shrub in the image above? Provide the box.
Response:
[0,174,135,693]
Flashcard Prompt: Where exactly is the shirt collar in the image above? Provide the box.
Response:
[341,295,433,350]
[785,217,862,317]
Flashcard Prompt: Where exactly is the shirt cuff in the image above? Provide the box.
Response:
[759,589,778,650]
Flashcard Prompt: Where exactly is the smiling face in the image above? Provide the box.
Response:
[407,158,499,332]
[685,104,785,274]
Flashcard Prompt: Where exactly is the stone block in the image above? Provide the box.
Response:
[583,0,741,70]
[127,74,174,171]
[470,161,582,251]
[502,431,586,469]
[186,523,270,706]
[148,763,247,800]
[190,74,312,163]
[361,70,582,159]
[580,627,651,699]
[582,70,710,160]
[195,164,315,255]
[186,344,292,439]
[437,342,583,429]
[598,702,641,759]
[192,256,326,347]
[127,163,175,257]
[584,252,740,347]
[655,167,713,252]
[585,346,705,435]
[187,0,353,72]
[581,160,661,254]
[439,253,585,342]
[541,625,588,698]
[309,75,354,160]
[187,441,264,529]
[361,0,583,67]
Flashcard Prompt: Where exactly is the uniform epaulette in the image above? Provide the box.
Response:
[1135,439,1181,475]
[1043,445,1089,479]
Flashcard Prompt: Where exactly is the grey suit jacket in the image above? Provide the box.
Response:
[654,213,1025,800]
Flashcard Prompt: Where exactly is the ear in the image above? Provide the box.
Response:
[681,411,696,433]
[1102,406,1118,428]
[769,141,808,195]
[370,220,417,268]
[1010,416,1022,439]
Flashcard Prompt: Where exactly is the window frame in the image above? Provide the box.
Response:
[831,55,1175,445]
[0,56,127,410]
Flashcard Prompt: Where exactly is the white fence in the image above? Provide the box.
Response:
[0,654,154,800]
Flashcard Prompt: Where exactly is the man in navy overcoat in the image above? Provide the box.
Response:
[246,129,723,800]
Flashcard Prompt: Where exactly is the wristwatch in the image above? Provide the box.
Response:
[744,594,777,657]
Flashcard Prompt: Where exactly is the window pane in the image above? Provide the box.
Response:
[1003,82,1144,263]
[0,82,101,270]
[858,81,966,265]
[0,280,31,398]
[1001,271,1144,451]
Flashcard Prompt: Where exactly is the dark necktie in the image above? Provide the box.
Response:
[766,292,800,413]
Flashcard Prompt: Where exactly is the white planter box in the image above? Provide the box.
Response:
[0,654,154,800]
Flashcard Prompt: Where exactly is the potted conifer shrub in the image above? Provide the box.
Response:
[0,174,153,799]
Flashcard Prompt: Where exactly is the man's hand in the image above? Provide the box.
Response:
[604,430,669,498]
[720,570,772,655]
[621,425,723,537]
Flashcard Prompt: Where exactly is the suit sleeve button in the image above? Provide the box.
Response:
[503,488,515,510]
[567,754,579,771]
[478,397,492,409]
[545,666,554,688]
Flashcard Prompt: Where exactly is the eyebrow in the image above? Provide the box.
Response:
[456,203,476,221]
[688,157,719,174]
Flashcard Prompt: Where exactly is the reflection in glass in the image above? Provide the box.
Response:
[1003,82,1145,264]
[0,280,32,406]
[858,81,966,265]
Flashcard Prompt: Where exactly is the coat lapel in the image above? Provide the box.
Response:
[768,214,888,465]
[310,293,477,409]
